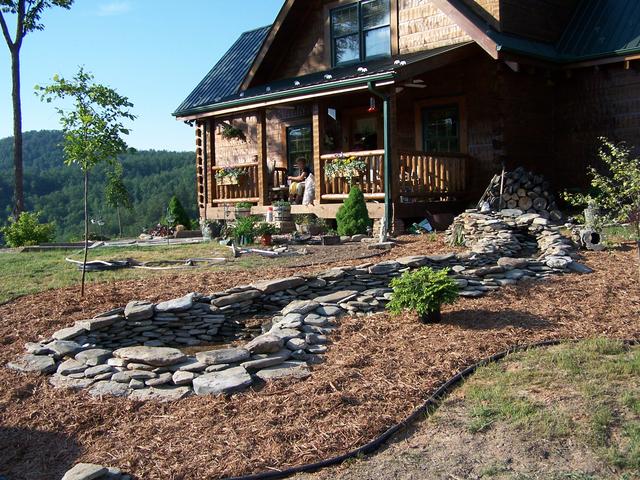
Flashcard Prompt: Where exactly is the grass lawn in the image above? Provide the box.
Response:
[0,242,274,303]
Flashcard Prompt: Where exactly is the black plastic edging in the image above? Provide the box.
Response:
[222,338,639,480]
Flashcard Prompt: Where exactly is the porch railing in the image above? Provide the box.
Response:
[211,162,259,204]
[398,151,468,198]
[320,150,386,201]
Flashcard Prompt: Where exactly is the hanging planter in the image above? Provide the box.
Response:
[220,123,245,141]
[215,167,247,186]
[325,154,367,184]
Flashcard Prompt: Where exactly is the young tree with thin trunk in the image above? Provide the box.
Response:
[37,68,135,296]
[0,0,73,217]
[105,161,133,238]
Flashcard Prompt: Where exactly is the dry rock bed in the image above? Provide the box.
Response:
[1,210,638,480]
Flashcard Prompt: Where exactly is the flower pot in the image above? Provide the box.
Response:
[419,308,442,324]
[220,176,239,186]
[260,234,273,246]
[235,207,252,219]
[321,235,340,246]
[273,205,291,222]
[201,224,213,242]
[238,235,253,246]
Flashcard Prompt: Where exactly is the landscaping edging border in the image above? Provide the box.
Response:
[222,337,640,480]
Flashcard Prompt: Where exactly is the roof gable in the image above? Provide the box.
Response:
[173,26,271,116]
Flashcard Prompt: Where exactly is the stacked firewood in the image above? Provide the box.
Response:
[479,167,562,222]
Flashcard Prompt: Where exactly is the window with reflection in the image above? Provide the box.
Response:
[331,0,391,67]
[422,105,460,153]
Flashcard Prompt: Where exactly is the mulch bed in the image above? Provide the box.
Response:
[0,238,638,480]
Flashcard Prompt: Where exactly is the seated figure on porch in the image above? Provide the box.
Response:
[288,158,315,205]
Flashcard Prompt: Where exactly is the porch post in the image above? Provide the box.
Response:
[256,109,269,206]
[312,102,323,204]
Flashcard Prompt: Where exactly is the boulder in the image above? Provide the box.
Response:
[7,354,56,374]
[255,361,311,382]
[113,346,186,367]
[245,334,284,354]
[196,348,250,366]
[155,293,195,313]
[61,463,108,480]
[192,366,253,395]
[124,300,154,321]
[251,277,305,294]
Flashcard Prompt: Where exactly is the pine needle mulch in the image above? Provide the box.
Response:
[0,242,638,480]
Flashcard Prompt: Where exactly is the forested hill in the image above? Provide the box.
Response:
[0,130,197,240]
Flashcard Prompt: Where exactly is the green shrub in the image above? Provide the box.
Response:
[1,212,56,247]
[255,222,279,236]
[336,186,371,236]
[235,201,253,209]
[229,215,258,244]
[166,195,191,228]
[387,267,459,316]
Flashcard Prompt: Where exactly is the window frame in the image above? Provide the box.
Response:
[414,96,468,155]
[285,123,314,175]
[329,0,392,67]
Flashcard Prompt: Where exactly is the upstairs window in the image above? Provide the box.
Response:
[331,0,391,67]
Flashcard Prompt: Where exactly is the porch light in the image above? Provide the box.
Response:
[368,96,377,113]
[294,80,301,86]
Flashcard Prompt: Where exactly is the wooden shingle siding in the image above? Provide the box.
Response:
[399,0,471,54]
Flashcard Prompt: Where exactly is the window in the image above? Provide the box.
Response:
[331,0,391,67]
[422,105,460,153]
[286,125,313,175]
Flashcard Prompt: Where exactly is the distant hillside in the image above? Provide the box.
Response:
[0,130,197,240]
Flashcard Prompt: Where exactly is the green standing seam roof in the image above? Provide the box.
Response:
[174,0,640,117]
[173,25,271,116]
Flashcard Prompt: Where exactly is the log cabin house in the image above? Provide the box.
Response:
[173,0,640,230]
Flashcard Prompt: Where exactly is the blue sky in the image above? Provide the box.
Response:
[0,0,283,151]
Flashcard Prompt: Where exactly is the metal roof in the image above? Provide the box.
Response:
[174,43,473,117]
[557,0,640,60]
[173,26,271,116]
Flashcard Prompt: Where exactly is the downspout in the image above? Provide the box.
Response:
[368,81,392,241]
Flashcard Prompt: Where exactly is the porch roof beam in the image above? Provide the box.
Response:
[175,73,396,121]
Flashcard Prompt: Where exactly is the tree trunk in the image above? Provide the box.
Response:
[81,170,89,297]
[11,48,24,217]
[117,206,122,238]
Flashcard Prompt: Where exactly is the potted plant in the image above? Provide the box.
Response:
[294,214,326,235]
[272,200,292,222]
[215,167,246,186]
[235,201,253,219]
[200,219,223,241]
[255,222,279,246]
[387,267,459,323]
[220,123,245,141]
[325,154,367,184]
[229,215,257,246]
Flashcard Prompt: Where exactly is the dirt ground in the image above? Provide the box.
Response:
[0,236,638,480]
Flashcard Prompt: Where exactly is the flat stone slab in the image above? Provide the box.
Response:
[89,381,129,398]
[196,348,250,366]
[76,314,121,331]
[268,328,303,342]
[52,325,87,341]
[212,290,261,307]
[245,334,284,354]
[155,293,194,313]
[313,291,358,304]
[46,340,82,357]
[113,346,186,367]
[241,349,291,370]
[61,463,108,480]
[7,354,56,374]
[57,359,87,376]
[129,386,192,402]
[192,366,253,395]
[49,374,95,390]
[255,361,311,382]
[426,253,457,262]
[251,277,305,294]
[369,261,402,274]
[112,370,157,383]
[282,300,319,316]
[75,349,112,366]
[124,300,154,321]
[396,255,430,267]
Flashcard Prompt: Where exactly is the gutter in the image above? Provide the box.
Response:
[174,71,397,119]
